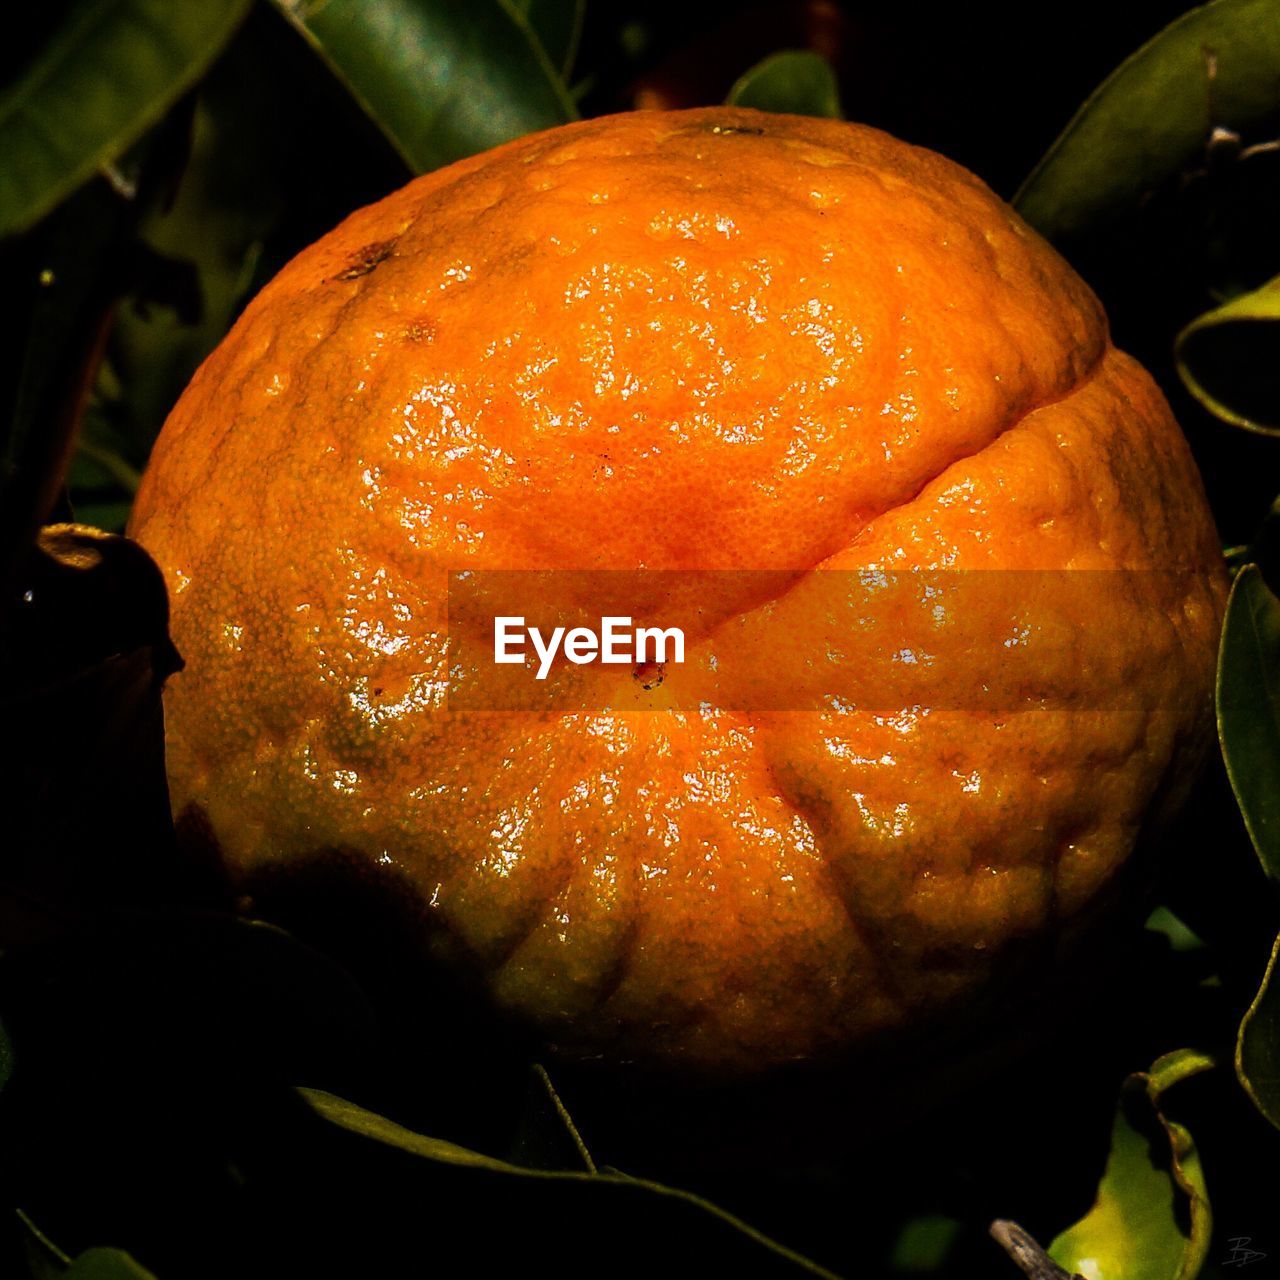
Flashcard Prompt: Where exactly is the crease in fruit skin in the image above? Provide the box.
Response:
[130,107,1226,1074]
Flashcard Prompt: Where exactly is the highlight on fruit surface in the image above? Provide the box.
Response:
[128,107,1227,1077]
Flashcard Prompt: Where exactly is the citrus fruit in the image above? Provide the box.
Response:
[128,108,1226,1076]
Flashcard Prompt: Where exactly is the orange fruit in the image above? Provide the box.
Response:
[128,108,1226,1076]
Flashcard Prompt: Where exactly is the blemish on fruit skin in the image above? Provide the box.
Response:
[403,320,436,343]
[333,239,398,281]
[633,661,665,690]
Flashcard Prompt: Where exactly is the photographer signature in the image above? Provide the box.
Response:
[1225,1237,1268,1268]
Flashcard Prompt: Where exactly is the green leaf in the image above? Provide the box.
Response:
[1145,906,1208,954]
[299,1087,839,1277]
[304,1088,533,1173]
[889,1214,962,1272]
[64,1248,158,1280]
[1177,273,1280,433]
[1048,1050,1214,1280]
[1217,564,1280,878]
[1237,932,1280,1129]
[727,51,843,119]
[1015,0,1280,241]
[510,0,585,81]
[0,0,253,236]
[72,424,144,494]
[69,31,292,531]
[268,0,577,175]
[12,1216,154,1280]
[3,183,135,575]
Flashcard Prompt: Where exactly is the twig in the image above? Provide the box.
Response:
[990,1220,1085,1280]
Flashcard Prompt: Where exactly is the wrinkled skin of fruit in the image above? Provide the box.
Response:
[130,108,1226,1076]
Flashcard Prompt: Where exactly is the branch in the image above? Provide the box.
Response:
[990,1220,1085,1280]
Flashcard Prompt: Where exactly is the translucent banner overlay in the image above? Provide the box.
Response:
[444,569,1216,713]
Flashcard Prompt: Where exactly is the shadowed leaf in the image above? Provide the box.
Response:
[64,1249,158,1280]
[1217,564,1280,878]
[511,0,585,81]
[1177,273,1280,433]
[300,1087,840,1277]
[268,0,577,175]
[14,1214,156,1280]
[1015,0,1280,241]
[2,186,136,580]
[68,32,294,532]
[0,0,252,236]
[727,51,842,119]
[1237,932,1280,1128]
[892,1215,963,1272]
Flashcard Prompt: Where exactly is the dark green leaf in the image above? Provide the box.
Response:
[1048,1050,1214,1280]
[12,1217,153,1280]
[300,1087,840,1277]
[511,0,585,81]
[64,1248,158,1280]
[1145,906,1208,954]
[1015,0,1280,241]
[2,184,133,579]
[0,0,253,236]
[71,429,143,496]
[1237,932,1280,1128]
[268,0,577,175]
[1177,273,1280,433]
[727,51,842,119]
[1217,564,1280,878]
[889,1214,962,1272]
[69,35,291,530]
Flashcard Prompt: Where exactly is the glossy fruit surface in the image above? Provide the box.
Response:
[129,107,1226,1075]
